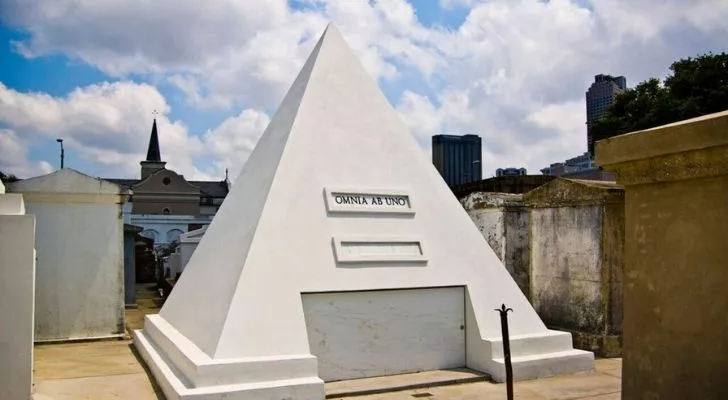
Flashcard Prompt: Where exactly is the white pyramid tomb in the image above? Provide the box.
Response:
[134,23,594,400]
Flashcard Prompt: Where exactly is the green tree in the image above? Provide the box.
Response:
[591,52,728,148]
[0,171,20,184]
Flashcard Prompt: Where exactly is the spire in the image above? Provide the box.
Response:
[145,117,162,162]
[140,112,166,179]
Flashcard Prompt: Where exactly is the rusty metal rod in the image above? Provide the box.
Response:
[495,303,514,400]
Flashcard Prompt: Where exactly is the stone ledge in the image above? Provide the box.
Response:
[598,145,728,186]
[595,110,728,167]
[549,327,622,358]
[324,368,489,398]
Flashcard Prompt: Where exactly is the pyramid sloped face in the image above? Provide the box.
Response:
[159,24,545,360]
[158,29,326,357]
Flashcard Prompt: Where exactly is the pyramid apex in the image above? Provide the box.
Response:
[320,22,345,42]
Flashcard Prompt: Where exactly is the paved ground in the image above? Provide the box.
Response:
[32,284,622,399]
[33,284,165,400]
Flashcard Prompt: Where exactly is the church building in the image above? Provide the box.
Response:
[105,119,229,247]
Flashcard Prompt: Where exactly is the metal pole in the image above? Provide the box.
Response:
[56,138,64,169]
[495,303,514,400]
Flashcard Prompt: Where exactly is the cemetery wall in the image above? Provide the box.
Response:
[597,110,728,400]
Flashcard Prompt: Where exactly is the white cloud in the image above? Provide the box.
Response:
[0,81,205,179]
[395,0,728,175]
[201,109,271,181]
[0,129,53,177]
[0,81,273,182]
[1,0,727,178]
[0,0,447,110]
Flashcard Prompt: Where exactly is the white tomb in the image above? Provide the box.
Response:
[134,23,594,400]
[9,168,129,342]
[0,180,37,400]
[178,226,206,274]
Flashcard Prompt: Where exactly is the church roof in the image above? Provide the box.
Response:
[188,180,229,197]
[103,178,229,198]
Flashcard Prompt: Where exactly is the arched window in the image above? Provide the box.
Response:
[140,229,159,242]
[162,207,171,215]
[166,229,184,243]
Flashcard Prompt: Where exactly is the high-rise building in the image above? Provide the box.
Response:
[432,134,482,187]
[586,74,627,155]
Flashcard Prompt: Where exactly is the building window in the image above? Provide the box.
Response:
[162,207,171,215]
[162,177,171,185]
[166,229,184,243]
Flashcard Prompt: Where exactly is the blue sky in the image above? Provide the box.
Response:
[1,0,726,180]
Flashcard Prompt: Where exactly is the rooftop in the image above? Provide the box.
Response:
[103,178,229,198]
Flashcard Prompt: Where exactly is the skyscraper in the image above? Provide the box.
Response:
[432,134,482,187]
[586,74,627,155]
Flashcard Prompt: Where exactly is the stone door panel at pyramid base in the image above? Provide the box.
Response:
[302,286,466,382]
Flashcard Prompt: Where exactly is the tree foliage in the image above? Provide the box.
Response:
[0,171,20,184]
[591,52,728,148]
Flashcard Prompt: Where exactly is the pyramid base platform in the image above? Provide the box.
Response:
[134,314,594,400]
[134,328,324,400]
[474,331,596,382]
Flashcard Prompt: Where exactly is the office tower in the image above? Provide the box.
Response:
[432,134,482,187]
[586,74,627,155]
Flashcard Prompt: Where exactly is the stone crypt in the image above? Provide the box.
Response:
[133,23,594,399]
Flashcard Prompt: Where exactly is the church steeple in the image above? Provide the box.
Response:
[145,118,162,162]
[140,114,167,179]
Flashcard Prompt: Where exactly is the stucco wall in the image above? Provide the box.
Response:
[460,192,530,296]
[597,110,728,400]
[525,179,624,357]
[0,194,36,400]
[26,201,125,341]
[529,206,605,333]
[504,205,530,299]
[8,168,128,342]
[124,229,137,307]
